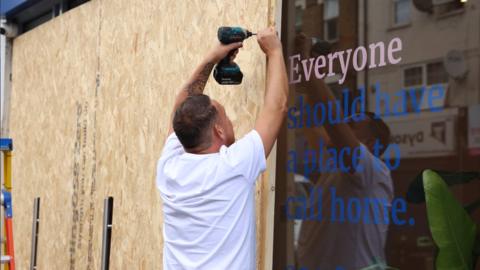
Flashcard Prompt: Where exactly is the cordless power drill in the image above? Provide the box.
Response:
[213,27,255,85]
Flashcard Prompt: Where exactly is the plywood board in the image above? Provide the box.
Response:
[9,0,278,269]
[10,2,100,269]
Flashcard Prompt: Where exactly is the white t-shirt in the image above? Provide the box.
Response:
[297,144,394,270]
[156,130,266,270]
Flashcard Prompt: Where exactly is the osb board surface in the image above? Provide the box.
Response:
[10,2,100,269]
[9,0,277,269]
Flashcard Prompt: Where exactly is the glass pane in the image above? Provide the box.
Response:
[395,0,411,25]
[324,0,339,20]
[276,0,480,269]
[296,6,304,31]
[427,62,449,85]
[325,18,338,41]
[404,66,423,86]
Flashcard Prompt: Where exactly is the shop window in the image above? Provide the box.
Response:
[393,0,411,26]
[277,0,479,269]
[323,0,339,41]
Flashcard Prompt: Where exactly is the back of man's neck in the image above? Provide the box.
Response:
[186,143,220,155]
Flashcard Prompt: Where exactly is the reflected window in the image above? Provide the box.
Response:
[393,0,411,26]
[404,62,449,87]
[404,62,448,112]
[427,62,449,85]
[324,0,339,41]
[403,61,448,112]
[295,6,304,32]
[404,66,423,87]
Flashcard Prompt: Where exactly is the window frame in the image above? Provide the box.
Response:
[323,0,339,42]
[391,0,412,28]
[402,61,449,112]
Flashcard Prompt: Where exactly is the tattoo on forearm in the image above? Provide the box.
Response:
[186,62,215,95]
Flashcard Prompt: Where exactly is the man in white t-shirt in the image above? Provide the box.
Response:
[296,112,394,270]
[291,32,394,270]
[156,27,288,270]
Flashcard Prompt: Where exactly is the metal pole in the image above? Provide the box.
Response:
[100,197,113,270]
[29,198,40,270]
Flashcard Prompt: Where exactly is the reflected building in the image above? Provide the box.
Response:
[364,0,480,269]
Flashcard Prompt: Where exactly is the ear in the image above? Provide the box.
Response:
[214,123,226,141]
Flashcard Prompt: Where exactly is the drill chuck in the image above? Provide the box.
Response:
[217,27,253,44]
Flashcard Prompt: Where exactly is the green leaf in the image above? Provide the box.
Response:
[423,170,477,270]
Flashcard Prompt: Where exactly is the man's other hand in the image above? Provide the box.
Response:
[257,26,282,57]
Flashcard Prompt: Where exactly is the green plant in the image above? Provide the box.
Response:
[423,170,478,270]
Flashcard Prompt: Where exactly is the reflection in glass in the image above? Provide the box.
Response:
[394,0,410,26]
[275,0,480,269]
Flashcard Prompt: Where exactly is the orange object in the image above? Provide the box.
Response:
[5,217,15,270]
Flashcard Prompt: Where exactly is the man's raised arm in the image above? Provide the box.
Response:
[167,41,243,136]
[294,32,359,171]
[254,27,289,158]
[305,78,359,150]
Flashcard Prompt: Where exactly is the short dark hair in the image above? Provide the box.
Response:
[364,112,391,156]
[173,94,218,150]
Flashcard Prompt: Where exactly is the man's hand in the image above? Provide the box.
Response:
[294,33,359,173]
[257,27,282,57]
[254,26,288,158]
[205,41,243,64]
[166,41,243,136]
[182,41,243,96]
